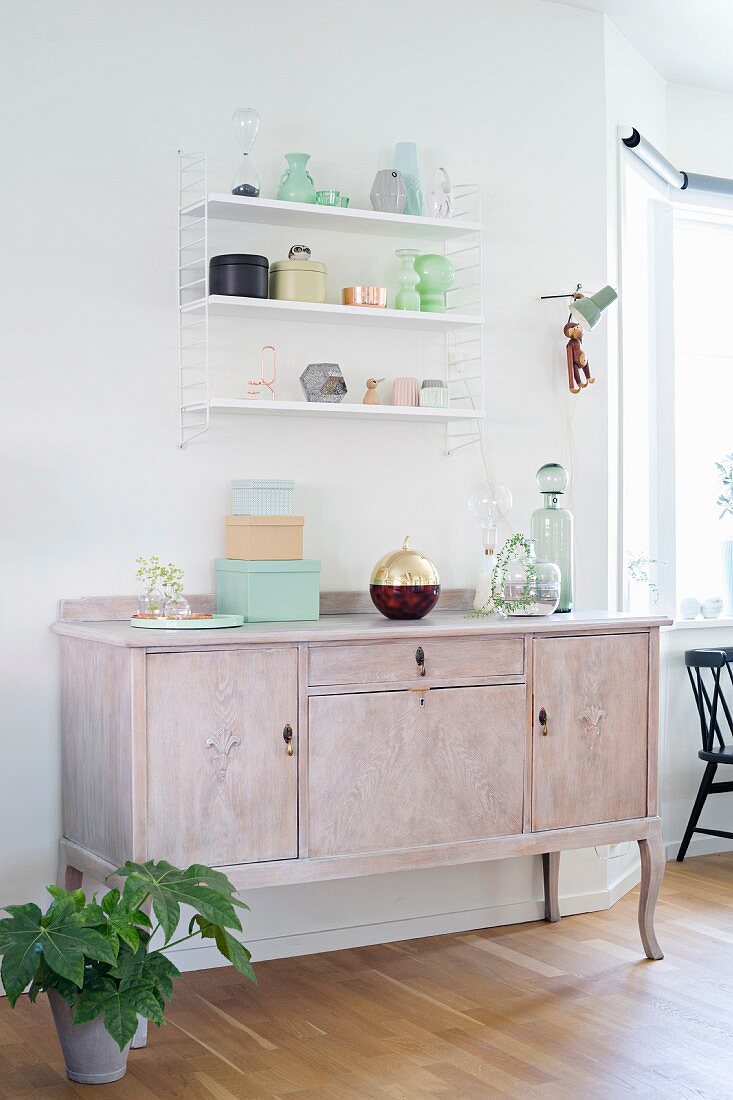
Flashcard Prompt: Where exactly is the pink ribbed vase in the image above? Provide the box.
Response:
[391,377,419,406]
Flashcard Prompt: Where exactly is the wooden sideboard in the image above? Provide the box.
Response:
[53,605,669,965]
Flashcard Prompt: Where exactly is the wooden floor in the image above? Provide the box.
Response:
[2,853,733,1098]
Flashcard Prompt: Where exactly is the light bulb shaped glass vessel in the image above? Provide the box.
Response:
[468,483,512,612]
[530,463,573,612]
[231,107,261,198]
[395,249,420,311]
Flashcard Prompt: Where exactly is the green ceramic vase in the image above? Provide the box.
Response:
[395,249,421,311]
[414,253,455,313]
[277,153,317,204]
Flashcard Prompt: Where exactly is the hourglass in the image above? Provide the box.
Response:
[231,107,261,198]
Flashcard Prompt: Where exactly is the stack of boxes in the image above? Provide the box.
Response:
[215,480,321,622]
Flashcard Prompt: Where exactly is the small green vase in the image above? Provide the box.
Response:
[414,253,455,313]
[277,153,317,204]
[395,249,420,311]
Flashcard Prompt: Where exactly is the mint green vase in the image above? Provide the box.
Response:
[395,249,420,311]
[414,253,455,313]
[277,152,317,204]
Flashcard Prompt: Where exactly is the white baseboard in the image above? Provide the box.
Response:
[168,875,641,973]
[666,834,733,861]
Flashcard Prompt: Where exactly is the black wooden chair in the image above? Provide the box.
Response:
[678,647,733,862]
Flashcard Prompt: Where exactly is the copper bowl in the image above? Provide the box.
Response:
[342,285,387,308]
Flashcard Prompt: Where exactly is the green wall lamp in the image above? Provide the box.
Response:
[541,283,618,395]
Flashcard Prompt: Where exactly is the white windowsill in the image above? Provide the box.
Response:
[666,617,733,630]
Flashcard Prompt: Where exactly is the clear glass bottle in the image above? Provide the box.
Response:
[163,592,191,619]
[531,463,573,612]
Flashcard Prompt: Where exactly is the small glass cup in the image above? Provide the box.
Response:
[338,195,350,207]
[316,190,341,206]
[137,589,165,618]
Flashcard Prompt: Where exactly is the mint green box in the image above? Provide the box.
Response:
[215,559,321,622]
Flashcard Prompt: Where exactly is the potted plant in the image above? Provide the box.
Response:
[716,453,733,613]
[0,860,255,1084]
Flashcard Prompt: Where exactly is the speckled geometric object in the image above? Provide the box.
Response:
[300,363,347,403]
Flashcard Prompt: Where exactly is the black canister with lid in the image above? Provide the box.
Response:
[209,254,269,298]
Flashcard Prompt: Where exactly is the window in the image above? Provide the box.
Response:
[619,155,733,618]
[674,213,733,611]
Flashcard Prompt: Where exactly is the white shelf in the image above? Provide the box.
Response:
[180,193,482,240]
[183,295,483,331]
[186,398,485,423]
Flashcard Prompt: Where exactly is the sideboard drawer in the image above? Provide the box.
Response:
[308,684,526,856]
[308,635,524,687]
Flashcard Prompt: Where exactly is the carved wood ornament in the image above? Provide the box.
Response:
[206,728,241,779]
[579,705,606,750]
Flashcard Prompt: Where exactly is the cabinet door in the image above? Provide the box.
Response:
[146,648,298,866]
[532,633,648,831]
[307,685,525,858]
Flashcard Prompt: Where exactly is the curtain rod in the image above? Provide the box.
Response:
[620,126,733,198]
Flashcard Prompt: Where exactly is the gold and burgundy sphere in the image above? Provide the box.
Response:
[369,536,440,620]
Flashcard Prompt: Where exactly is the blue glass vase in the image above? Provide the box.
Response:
[393,142,424,216]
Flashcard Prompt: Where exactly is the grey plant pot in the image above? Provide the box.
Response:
[48,991,130,1084]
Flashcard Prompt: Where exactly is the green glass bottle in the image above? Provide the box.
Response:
[531,463,573,613]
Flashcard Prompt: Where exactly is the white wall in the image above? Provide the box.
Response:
[1,0,634,965]
[667,83,733,177]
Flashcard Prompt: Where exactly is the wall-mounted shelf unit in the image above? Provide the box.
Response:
[191,295,484,330]
[183,398,486,424]
[181,192,483,239]
[178,152,485,453]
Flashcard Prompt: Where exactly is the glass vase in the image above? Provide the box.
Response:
[163,593,191,619]
[395,249,420,311]
[137,588,165,618]
[413,254,455,313]
[276,153,317,204]
[502,550,561,617]
[393,142,424,216]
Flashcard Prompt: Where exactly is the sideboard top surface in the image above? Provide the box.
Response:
[52,609,670,648]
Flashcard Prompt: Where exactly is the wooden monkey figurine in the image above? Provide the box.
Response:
[563,321,595,394]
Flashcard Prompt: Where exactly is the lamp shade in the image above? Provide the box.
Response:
[570,285,618,330]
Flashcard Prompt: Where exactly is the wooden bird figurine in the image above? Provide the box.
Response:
[363,377,385,405]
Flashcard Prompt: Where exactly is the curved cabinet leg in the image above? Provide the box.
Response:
[638,831,665,960]
[542,852,560,922]
[59,851,83,892]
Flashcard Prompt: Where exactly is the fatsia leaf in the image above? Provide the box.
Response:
[47,886,85,911]
[80,903,107,928]
[192,917,256,984]
[101,889,121,915]
[0,899,117,1003]
[113,861,242,942]
[142,951,180,1003]
[185,865,249,909]
[74,976,164,1049]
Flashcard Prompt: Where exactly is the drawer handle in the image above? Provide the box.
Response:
[539,707,548,736]
[283,723,294,756]
[415,646,427,677]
